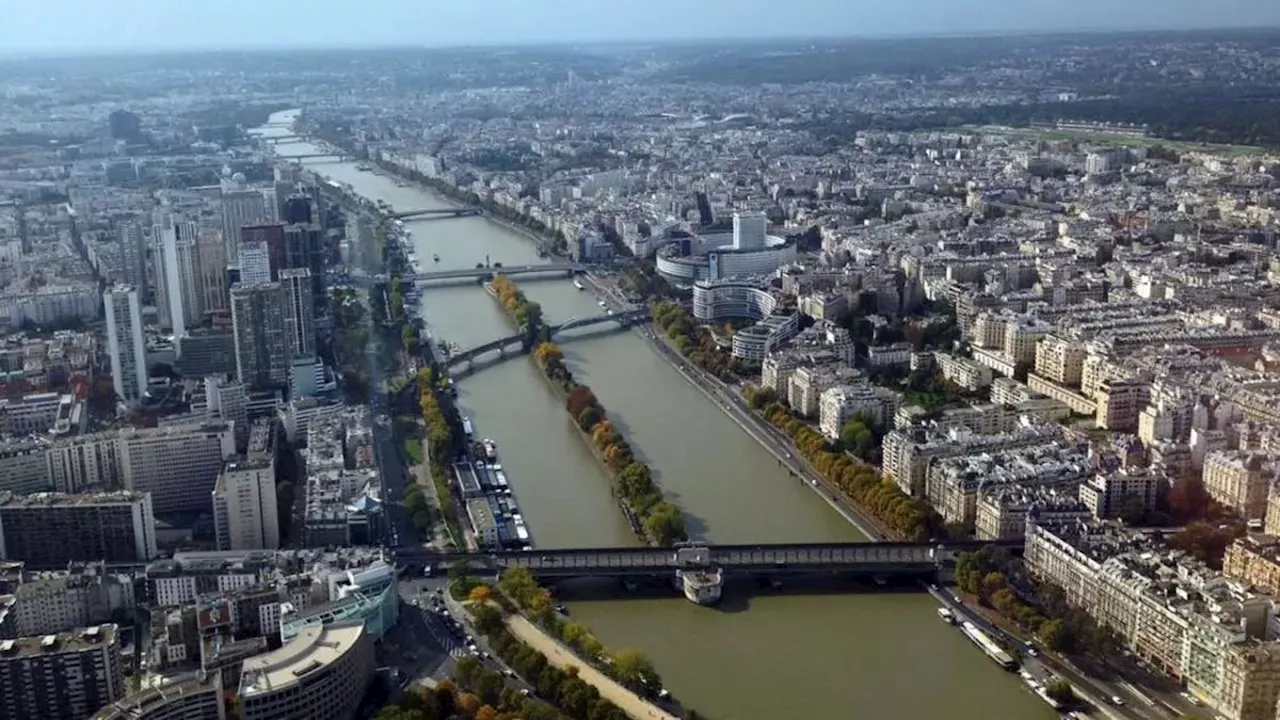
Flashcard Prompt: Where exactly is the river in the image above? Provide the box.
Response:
[258,110,1054,720]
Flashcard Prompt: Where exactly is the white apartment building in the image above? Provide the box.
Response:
[213,458,280,551]
[103,286,148,407]
[1035,335,1087,386]
[0,284,99,327]
[221,189,272,264]
[118,422,237,514]
[46,432,123,494]
[154,219,200,337]
[0,437,50,495]
[818,383,901,441]
[935,352,994,391]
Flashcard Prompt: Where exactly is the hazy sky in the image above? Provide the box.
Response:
[4,0,1280,53]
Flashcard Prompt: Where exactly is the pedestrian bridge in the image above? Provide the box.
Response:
[442,310,650,370]
[414,263,582,285]
[396,540,1022,580]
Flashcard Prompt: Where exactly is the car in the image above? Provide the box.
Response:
[555,604,569,615]
[520,689,531,697]
[1110,696,1125,706]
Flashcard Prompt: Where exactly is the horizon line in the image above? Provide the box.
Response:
[1,23,1278,61]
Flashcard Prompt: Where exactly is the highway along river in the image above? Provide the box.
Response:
[261,112,1053,720]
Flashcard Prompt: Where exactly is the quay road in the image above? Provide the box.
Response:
[585,274,890,541]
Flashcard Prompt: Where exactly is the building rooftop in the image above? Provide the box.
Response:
[0,623,117,659]
[0,490,149,509]
[239,621,364,697]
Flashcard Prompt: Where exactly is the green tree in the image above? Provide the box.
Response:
[499,567,540,607]
[611,649,661,693]
[642,501,687,546]
[1038,618,1073,653]
[1045,679,1075,705]
[577,406,603,432]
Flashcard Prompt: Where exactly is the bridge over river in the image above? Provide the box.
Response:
[396,540,1022,602]
[414,263,582,285]
[443,309,650,370]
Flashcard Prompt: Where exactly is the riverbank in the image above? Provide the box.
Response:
[507,615,681,720]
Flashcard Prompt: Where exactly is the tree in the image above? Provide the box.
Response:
[577,406,603,432]
[1038,618,1072,653]
[642,501,687,546]
[611,649,661,692]
[469,585,493,605]
[566,386,598,418]
[499,567,540,607]
[1045,679,1075,705]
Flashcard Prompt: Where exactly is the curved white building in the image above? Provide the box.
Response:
[238,621,374,720]
[693,279,800,360]
[656,226,796,285]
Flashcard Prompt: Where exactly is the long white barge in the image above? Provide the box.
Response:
[960,621,1017,670]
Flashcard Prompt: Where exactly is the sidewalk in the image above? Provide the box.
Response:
[505,615,678,720]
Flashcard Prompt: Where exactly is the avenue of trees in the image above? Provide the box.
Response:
[956,548,1120,658]
[740,385,943,541]
[376,674,581,720]
[650,302,740,381]
[533,342,687,546]
[412,367,462,545]
[497,568,670,705]
[491,274,547,344]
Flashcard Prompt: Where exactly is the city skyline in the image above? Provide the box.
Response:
[5,0,1280,54]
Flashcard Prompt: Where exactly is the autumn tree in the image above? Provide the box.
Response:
[469,585,493,605]
[566,386,599,418]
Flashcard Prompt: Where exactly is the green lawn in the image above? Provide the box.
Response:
[402,437,424,465]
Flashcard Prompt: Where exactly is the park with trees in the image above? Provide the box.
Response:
[533,342,687,546]
[650,302,742,381]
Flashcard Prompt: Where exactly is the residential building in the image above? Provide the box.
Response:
[1204,451,1278,521]
[0,437,50,495]
[118,423,237,515]
[221,191,272,265]
[788,365,862,418]
[0,624,124,720]
[213,458,279,551]
[279,268,315,361]
[935,352,994,391]
[1224,535,1280,595]
[1034,335,1087,386]
[1078,466,1163,520]
[0,491,157,568]
[231,284,290,391]
[154,219,200,338]
[283,224,326,309]
[103,286,148,407]
[196,228,228,316]
[818,382,900,441]
[239,241,272,286]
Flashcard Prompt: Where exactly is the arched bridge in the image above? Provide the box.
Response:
[262,135,305,143]
[391,207,485,220]
[396,540,1023,580]
[443,310,650,370]
[414,263,582,285]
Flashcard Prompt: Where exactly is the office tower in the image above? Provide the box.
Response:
[0,624,124,720]
[46,433,124,494]
[239,241,272,285]
[114,221,147,294]
[231,283,291,390]
[240,223,286,279]
[279,268,315,360]
[283,194,313,225]
[220,190,272,264]
[103,286,148,407]
[154,219,200,337]
[109,108,141,140]
[118,423,236,515]
[0,491,157,567]
[213,458,279,550]
[732,211,768,250]
[205,376,249,450]
[196,228,227,316]
[283,223,326,309]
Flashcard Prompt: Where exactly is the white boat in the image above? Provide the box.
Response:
[937,607,956,624]
[598,300,607,308]
[572,279,584,290]
[482,439,497,460]
[676,568,723,606]
[462,418,474,438]
[960,621,1017,670]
